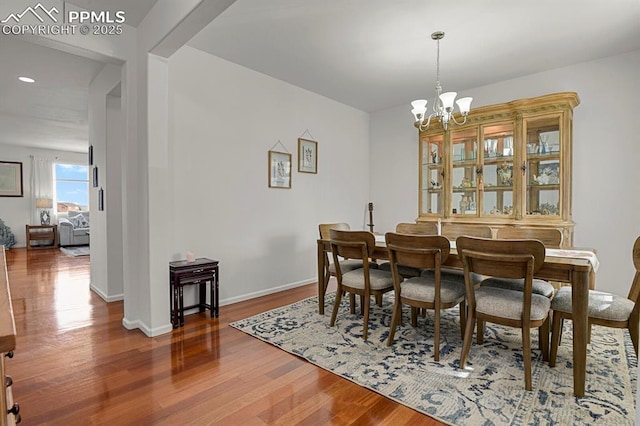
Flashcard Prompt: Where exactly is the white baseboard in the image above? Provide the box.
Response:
[219,278,315,307]
[90,284,124,302]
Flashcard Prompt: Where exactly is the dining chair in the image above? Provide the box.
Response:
[320,223,381,314]
[385,233,466,361]
[329,229,395,340]
[457,236,551,391]
[481,232,556,299]
[549,236,640,366]
[378,222,439,278]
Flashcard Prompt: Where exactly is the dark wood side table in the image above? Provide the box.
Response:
[169,258,219,328]
[25,224,58,250]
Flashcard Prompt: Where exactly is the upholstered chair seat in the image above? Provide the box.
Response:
[377,262,421,278]
[480,277,555,299]
[476,287,551,321]
[329,259,372,274]
[551,287,634,322]
[341,269,397,290]
[400,276,466,304]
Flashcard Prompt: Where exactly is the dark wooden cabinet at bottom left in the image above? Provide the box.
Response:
[1,246,20,424]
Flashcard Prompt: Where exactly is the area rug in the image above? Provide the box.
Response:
[59,246,90,257]
[230,292,636,425]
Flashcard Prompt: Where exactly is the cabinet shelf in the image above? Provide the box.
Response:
[481,185,513,192]
[528,184,560,190]
[527,153,560,161]
[482,156,514,165]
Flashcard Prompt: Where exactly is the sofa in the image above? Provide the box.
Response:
[58,211,90,247]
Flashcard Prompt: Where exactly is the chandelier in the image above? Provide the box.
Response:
[411,31,472,131]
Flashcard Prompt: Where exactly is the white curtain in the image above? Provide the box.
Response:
[29,156,55,225]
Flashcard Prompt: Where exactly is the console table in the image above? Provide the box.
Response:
[25,224,58,250]
[169,258,219,328]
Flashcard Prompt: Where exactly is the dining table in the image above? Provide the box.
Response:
[316,235,599,397]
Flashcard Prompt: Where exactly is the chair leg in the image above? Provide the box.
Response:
[362,293,371,340]
[549,313,564,367]
[375,294,382,307]
[359,295,365,315]
[387,299,402,346]
[349,293,356,314]
[629,320,639,357]
[330,287,343,327]
[458,302,466,340]
[522,328,532,391]
[477,320,485,344]
[459,314,475,369]
[410,307,418,327]
[540,317,550,361]
[434,308,440,361]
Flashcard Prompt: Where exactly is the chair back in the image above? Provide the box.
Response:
[319,222,350,239]
[329,229,375,267]
[456,236,545,279]
[385,233,450,270]
[496,227,563,248]
[441,223,492,241]
[395,222,438,235]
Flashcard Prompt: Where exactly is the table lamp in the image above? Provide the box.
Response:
[36,198,53,225]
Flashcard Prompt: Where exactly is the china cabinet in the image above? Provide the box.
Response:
[418,92,579,246]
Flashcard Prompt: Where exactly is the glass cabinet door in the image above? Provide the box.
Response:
[450,128,478,216]
[480,123,514,216]
[524,116,561,216]
[420,134,444,215]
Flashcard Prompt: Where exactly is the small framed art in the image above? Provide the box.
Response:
[88,145,93,166]
[0,161,24,197]
[298,138,317,174]
[93,166,99,187]
[268,151,292,189]
[98,187,104,211]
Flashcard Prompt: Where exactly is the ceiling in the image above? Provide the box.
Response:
[0,0,159,153]
[188,0,640,112]
[2,0,640,153]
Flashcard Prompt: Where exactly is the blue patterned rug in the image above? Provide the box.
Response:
[230,292,637,425]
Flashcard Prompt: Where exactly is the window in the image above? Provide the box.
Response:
[55,163,89,212]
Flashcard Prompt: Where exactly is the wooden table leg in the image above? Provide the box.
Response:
[317,240,326,315]
[214,267,219,317]
[571,268,589,397]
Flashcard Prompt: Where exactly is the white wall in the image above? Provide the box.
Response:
[88,63,123,302]
[371,49,640,297]
[0,144,86,248]
[168,46,370,304]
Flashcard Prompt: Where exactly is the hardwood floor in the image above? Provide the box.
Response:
[5,247,443,425]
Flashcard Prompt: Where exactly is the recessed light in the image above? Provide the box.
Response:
[18,76,35,83]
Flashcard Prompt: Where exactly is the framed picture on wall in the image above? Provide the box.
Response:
[0,161,24,197]
[268,151,291,189]
[298,138,317,174]
[93,166,99,187]
[88,145,94,166]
